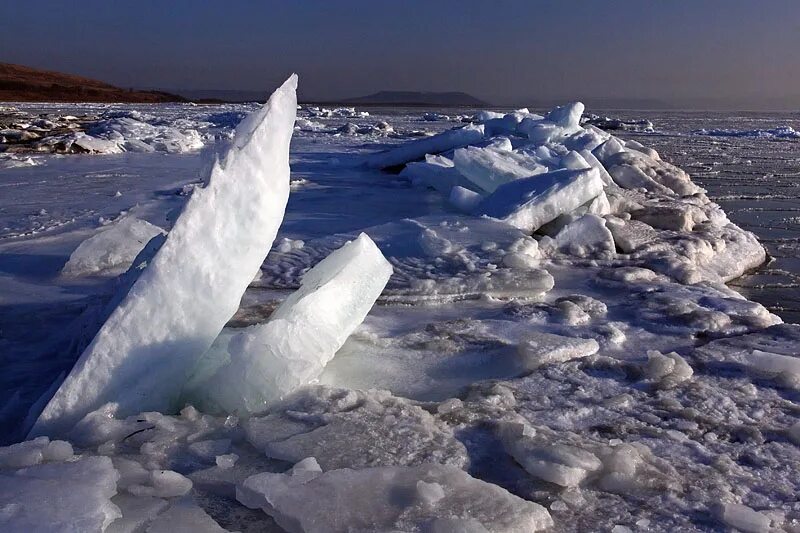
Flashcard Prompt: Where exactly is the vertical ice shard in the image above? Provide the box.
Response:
[31,75,298,438]
[184,233,393,415]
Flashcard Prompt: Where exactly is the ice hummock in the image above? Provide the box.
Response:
[30,75,298,437]
[183,233,393,415]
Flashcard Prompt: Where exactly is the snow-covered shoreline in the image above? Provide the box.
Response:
[1,91,799,532]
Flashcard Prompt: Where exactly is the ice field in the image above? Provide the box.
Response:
[1,81,800,532]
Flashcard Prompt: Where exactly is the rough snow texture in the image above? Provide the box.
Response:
[31,75,298,437]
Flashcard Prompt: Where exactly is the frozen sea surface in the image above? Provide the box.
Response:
[1,101,799,532]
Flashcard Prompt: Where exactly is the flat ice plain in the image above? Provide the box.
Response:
[0,94,799,532]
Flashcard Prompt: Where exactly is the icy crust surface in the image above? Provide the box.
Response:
[30,75,298,437]
[3,101,800,532]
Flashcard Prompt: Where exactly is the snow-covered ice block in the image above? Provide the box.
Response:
[605,216,659,253]
[31,75,298,437]
[498,422,602,487]
[604,150,700,196]
[186,233,392,415]
[61,217,166,277]
[643,350,693,388]
[237,461,553,532]
[517,331,599,369]
[453,145,548,193]
[477,167,605,234]
[367,124,484,169]
[553,214,615,257]
[0,456,121,532]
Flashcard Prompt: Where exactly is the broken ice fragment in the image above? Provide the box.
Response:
[61,216,166,277]
[31,74,298,438]
[185,233,393,415]
[517,331,599,370]
[477,167,605,234]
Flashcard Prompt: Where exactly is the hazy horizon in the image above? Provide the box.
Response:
[2,0,800,110]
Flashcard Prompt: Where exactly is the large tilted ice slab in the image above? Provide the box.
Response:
[477,167,605,234]
[366,124,484,169]
[237,460,553,533]
[31,75,298,437]
[184,233,393,415]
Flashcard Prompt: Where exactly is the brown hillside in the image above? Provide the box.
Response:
[0,62,186,103]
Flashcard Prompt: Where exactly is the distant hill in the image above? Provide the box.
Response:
[0,63,186,103]
[172,89,269,103]
[342,91,488,107]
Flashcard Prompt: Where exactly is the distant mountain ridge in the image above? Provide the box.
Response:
[342,91,489,107]
[0,63,185,103]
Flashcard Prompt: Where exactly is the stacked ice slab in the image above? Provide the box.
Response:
[30,75,391,437]
[370,102,766,281]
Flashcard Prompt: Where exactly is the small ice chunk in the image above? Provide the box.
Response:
[215,454,238,469]
[720,503,771,533]
[31,75,298,438]
[237,462,553,532]
[367,124,485,168]
[62,217,166,277]
[553,214,615,257]
[517,332,599,369]
[644,351,694,388]
[477,167,605,234]
[128,470,193,499]
[186,233,393,415]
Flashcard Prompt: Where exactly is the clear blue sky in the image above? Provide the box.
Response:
[2,0,799,107]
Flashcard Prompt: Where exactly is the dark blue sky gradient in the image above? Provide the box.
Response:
[2,0,799,107]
